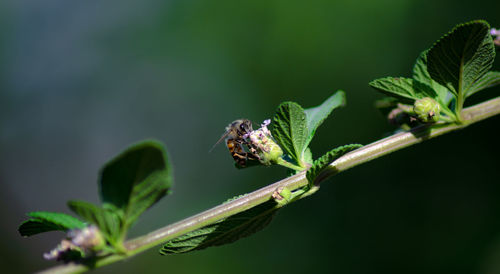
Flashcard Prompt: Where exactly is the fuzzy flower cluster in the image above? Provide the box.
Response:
[44,225,104,261]
[243,119,283,165]
[492,28,500,47]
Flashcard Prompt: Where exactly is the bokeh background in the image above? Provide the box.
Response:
[1,0,500,273]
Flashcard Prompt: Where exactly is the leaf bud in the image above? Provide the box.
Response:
[272,186,292,206]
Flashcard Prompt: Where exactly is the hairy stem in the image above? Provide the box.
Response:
[40,96,500,274]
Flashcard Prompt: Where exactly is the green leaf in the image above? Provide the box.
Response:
[160,198,278,255]
[303,91,346,151]
[302,147,313,165]
[286,147,313,177]
[427,20,495,97]
[466,71,500,98]
[18,211,86,237]
[99,140,172,229]
[67,200,121,243]
[271,102,308,165]
[369,77,420,102]
[306,144,363,186]
[413,50,432,84]
[412,50,453,106]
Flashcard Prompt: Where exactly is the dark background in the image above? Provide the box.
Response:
[1,1,500,273]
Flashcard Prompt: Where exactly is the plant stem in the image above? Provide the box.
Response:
[455,60,465,122]
[456,94,465,122]
[39,96,500,274]
[276,157,305,171]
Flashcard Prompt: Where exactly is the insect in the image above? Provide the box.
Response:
[210,119,260,167]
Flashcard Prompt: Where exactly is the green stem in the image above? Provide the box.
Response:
[275,157,305,171]
[455,60,465,122]
[39,96,500,274]
[455,93,464,122]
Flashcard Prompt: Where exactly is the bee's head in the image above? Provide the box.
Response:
[239,119,253,134]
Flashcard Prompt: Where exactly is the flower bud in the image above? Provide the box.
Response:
[272,186,292,206]
[413,97,440,123]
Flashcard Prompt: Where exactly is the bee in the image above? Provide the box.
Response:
[210,119,259,167]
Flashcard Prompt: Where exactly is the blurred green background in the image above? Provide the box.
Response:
[1,0,500,273]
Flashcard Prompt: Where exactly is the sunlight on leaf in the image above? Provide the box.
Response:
[427,20,495,97]
[99,140,172,230]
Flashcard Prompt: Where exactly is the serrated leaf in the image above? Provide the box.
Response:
[306,144,363,186]
[413,50,432,84]
[427,20,495,97]
[412,50,453,106]
[18,211,86,237]
[303,91,346,151]
[271,102,308,165]
[466,71,500,98]
[99,140,172,229]
[285,147,314,177]
[160,199,278,255]
[67,200,121,243]
[369,77,420,102]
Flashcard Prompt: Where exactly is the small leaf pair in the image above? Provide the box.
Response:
[371,20,500,124]
[93,141,172,244]
[271,91,346,169]
[19,140,173,256]
[270,91,362,186]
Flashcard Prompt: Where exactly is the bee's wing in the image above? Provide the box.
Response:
[209,130,231,152]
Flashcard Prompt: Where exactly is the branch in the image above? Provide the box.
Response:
[40,96,500,274]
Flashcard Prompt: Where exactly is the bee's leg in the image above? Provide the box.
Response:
[233,151,248,167]
[232,152,247,167]
[228,140,248,167]
[245,143,260,161]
